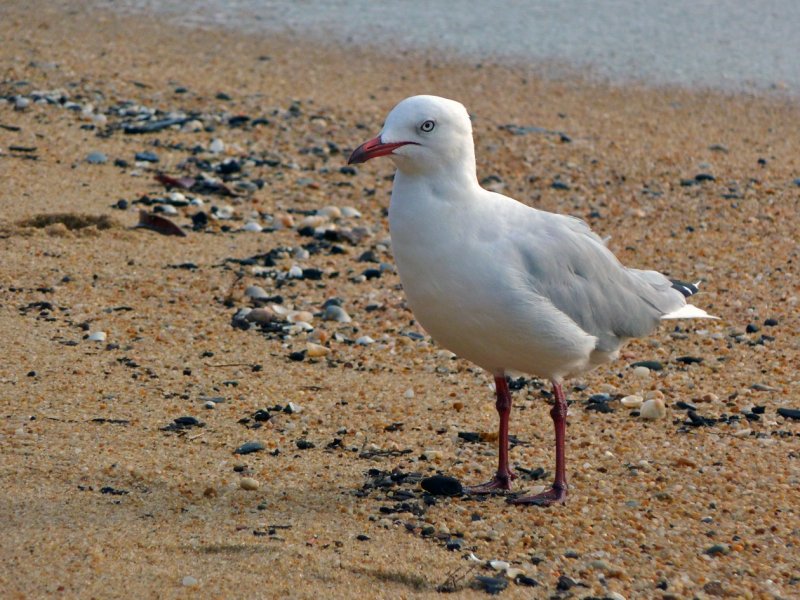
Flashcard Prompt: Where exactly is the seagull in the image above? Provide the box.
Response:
[348,95,716,506]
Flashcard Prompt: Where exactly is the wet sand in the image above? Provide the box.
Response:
[1,2,799,598]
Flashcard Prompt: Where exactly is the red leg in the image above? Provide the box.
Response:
[467,374,517,494]
[509,379,568,506]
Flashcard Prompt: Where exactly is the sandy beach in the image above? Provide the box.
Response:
[1,2,799,598]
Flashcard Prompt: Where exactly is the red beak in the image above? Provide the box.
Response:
[347,136,417,164]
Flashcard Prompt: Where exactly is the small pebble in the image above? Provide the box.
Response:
[632,365,651,378]
[86,151,107,164]
[209,138,225,153]
[473,576,507,595]
[87,331,107,342]
[134,151,159,163]
[181,576,199,587]
[640,398,666,420]
[488,560,510,571]
[240,477,260,491]
[356,335,375,346]
[234,441,265,455]
[420,475,463,496]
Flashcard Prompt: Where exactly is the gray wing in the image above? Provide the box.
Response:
[513,212,685,352]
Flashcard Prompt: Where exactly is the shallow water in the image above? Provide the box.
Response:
[104,0,800,95]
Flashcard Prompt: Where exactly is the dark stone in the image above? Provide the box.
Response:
[302,268,323,280]
[288,350,306,362]
[752,405,766,415]
[362,268,381,280]
[228,115,250,127]
[445,539,464,551]
[764,318,779,326]
[515,575,539,587]
[134,151,159,163]
[217,159,241,174]
[474,576,508,595]
[631,360,664,371]
[174,416,201,427]
[100,486,129,495]
[675,401,697,411]
[27,371,36,377]
[556,575,576,591]
[356,534,370,541]
[191,211,209,230]
[745,323,760,333]
[676,356,703,364]
[457,431,482,443]
[123,117,190,134]
[777,407,800,420]
[234,441,266,455]
[358,250,379,263]
[695,173,716,182]
[296,439,315,450]
[114,199,129,210]
[551,180,570,190]
[339,166,357,175]
[420,475,463,496]
[216,92,232,100]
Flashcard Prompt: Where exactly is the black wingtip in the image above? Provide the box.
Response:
[670,279,700,298]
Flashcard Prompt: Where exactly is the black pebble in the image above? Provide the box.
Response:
[289,350,306,362]
[114,199,129,210]
[295,439,315,450]
[356,534,370,541]
[676,356,703,364]
[764,318,779,327]
[174,416,201,426]
[695,173,716,182]
[445,539,464,551]
[556,575,576,591]
[746,323,760,333]
[675,401,697,411]
[420,475,463,496]
[362,268,381,280]
[474,576,507,595]
[515,575,539,587]
[777,407,800,420]
[551,180,570,190]
[27,371,36,377]
[339,166,357,175]
[135,151,159,163]
[191,211,209,230]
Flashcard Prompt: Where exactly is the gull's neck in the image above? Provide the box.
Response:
[392,157,481,201]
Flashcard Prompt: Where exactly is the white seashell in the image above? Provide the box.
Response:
[288,265,304,278]
[488,560,510,572]
[422,449,442,460]
[158,204,178,215]
[323,305,351,323]
[208,138,225,154]
[214,206,234,220]
[297,215,327,229]
[242,221,262,232]
[288,310,314,324]
[640,398,666,420]
[87,331,107,342]
[244,285,269,299]
[270,304,289,317]
[317,205,342,219]
[341,206,362,218]
[632,365,651,378]
[293,247,310,260]
[620,395,643,409]
[356,336,374,346]
[404,388,415,399]
[169,192,186,203]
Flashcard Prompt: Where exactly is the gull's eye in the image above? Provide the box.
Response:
[420,119,435,133]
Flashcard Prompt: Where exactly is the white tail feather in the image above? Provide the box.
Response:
[661,304,719,320]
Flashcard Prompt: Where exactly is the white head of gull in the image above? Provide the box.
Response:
[349,95,717,506]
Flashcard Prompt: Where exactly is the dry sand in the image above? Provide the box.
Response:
[1,2,798,598]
